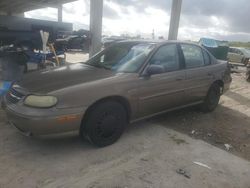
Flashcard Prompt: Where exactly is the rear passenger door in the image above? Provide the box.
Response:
[181,44,214,103]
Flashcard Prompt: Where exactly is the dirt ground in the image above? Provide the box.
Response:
[149,73,250,160]
[0,71,250,187]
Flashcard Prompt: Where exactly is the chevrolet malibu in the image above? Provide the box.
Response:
[2,41,232,147]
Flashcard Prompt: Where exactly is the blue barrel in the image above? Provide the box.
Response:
[0,81,12,96]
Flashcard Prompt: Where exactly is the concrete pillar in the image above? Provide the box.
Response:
[168,0,183,40]
[58,4,63,22]
[89,0,103,57]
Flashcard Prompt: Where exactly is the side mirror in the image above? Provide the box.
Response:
[146,64,165,76]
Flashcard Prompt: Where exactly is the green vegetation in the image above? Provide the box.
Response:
[229,42,250,48]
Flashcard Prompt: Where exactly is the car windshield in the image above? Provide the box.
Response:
[85,42,155,73]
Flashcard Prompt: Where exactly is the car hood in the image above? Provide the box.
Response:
[17,63,115,93]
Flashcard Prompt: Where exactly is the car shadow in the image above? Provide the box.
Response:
[18,132,94,152]
[225,90,250,108]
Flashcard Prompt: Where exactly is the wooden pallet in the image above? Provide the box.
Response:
[229,62,246,67]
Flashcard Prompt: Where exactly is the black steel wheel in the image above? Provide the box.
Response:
[81,101,127,147]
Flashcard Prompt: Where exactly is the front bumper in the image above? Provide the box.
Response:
[2,97,86,136]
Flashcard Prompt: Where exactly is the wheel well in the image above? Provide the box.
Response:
[81,96,131,127]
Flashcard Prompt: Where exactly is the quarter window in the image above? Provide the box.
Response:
[149,44,180,72]
[181,44,204,68]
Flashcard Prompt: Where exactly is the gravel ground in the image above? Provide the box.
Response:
[0,72,250,188]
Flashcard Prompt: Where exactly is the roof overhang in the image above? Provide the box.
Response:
[0,0,76,14]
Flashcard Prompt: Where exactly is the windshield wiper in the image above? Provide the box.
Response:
[85,62,110,70]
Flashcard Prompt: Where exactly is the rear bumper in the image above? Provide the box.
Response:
[2,97,86,136]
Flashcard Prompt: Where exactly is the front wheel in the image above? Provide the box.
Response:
[200,83,221,112]
[81,101,127,147]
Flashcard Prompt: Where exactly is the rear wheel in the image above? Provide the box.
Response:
[81,101,127,147]
[200,83,221,112]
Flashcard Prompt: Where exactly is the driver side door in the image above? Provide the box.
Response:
[137,44,186,118]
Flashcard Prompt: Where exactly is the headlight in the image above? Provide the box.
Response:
[24,95,58,108]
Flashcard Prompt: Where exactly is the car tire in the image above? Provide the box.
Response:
[81,101,127,147]
[200,83,221,112]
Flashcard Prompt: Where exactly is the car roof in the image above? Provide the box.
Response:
[113,40,200,47]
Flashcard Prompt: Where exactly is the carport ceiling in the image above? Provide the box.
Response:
[0,0,76,14]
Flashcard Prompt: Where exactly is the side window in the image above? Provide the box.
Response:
[149,44,180,72]
[181,44,204,68]
[203,50,211,65]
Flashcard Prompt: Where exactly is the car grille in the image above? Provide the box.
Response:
[6,87,25,104]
